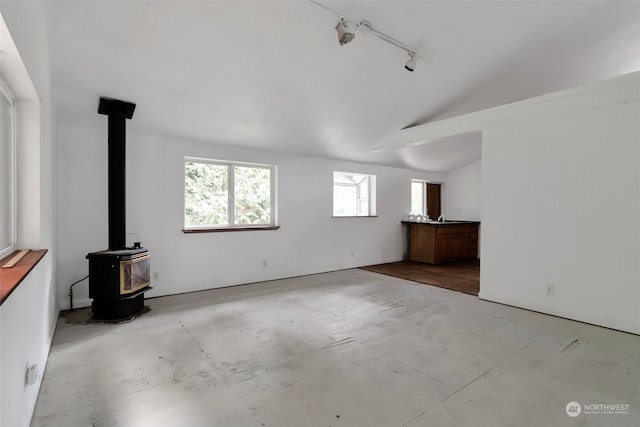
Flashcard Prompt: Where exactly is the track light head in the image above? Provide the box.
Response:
[404,51,417,72]
[311,1,427,72]
[335,19,355,46]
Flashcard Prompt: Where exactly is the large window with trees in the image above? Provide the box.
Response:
[184,158,277,230]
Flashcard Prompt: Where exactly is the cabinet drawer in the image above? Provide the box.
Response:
[452,225,472,234]
[438,225,472,234]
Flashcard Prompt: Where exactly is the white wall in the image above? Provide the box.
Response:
[0,254,55,427]
[480,75,640,334]
[0,2,58,427]
[445,159,481,221]
[57,124,445,308]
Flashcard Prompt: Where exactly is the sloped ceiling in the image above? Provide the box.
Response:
[41,0,640,172]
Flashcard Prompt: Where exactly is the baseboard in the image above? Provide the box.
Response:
[62,258,404,311]
[60,297,92,311]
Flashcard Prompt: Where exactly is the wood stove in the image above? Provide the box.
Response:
[87,248,150,320]
[87,97,151,321]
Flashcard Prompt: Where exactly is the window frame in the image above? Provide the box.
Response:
[332,171,377,218]
[183,157,278,232]
[0,77,16,259]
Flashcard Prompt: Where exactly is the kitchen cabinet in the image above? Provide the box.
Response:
[403,221,479,265]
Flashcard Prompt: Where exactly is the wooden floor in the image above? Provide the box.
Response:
[360,258,480,295]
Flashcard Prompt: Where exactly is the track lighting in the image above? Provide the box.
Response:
[310,0,426,72]
[404,51,417,72]
[335,19,355,46]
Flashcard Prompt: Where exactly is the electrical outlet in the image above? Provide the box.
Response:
[350,251,355,258]
[546,284,554,296]
[25,364,38,386]
[262,260,267,268]
[152,272,159,281]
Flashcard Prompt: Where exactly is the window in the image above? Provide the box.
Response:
[411,180,441,220]
[184,158,277,230]
[411,180,425,216]
[0,78,16,258]
[333,171,376,217]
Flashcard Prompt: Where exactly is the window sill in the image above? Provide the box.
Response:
[332,216,379,218]
[182,226,280,233]
[0,249,48,305]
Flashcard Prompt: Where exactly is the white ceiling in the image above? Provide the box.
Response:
[42,0,640,172]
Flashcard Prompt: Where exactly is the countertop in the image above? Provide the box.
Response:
[401,220,480,226]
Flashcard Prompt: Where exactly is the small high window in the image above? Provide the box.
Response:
[411,180,426,216]
[411,180,441,220]
[333,171,376,217]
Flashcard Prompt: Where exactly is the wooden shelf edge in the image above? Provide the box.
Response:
[0,249,48,306]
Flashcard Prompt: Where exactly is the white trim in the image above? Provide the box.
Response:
[0,77,16,259]
[184,156,274,169]
[375,71,640,150]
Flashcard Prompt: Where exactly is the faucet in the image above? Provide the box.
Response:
[437,214,445,222]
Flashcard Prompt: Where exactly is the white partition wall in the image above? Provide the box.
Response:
[56,125,446,309]
[480,74,640,335]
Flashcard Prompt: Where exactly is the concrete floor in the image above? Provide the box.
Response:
[32,269,639,427]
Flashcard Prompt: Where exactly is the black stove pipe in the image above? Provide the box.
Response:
[98,97,136,251]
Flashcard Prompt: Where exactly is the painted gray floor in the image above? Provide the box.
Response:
[32,269,639,427]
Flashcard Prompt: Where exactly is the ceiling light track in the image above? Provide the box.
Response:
[309,0,427,71]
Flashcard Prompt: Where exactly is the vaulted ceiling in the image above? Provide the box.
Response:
[42,0,640,172]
